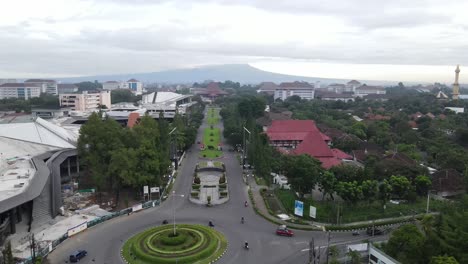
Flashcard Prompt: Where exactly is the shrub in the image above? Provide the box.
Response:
[192,184,200,190]
[219,175,226,184]
[194,177,201,184]
[210,133,214,136]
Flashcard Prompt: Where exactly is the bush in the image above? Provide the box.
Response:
[192,184,200,190]
[210,133,214,136]
[194,177,201,184]
[160,232,188,246]
[219,175,226,184]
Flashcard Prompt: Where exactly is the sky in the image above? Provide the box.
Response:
[1,0,467,83]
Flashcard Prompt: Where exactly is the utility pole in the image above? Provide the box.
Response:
[326,232,331,264]
[309,238,314,264]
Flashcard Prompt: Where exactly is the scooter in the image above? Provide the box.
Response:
[244,201,248,207]
[241,217,244,224]
[209,221,215,227]
[244,242,249,250]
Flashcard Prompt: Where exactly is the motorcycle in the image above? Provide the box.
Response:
[209,221,214,227]
[241,217,244,224]
[244,201,248,207]
[244,242,249,250]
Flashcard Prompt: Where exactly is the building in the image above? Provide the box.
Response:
[325,83,346,93]
[369,243,400,264]
[102,79,143,95]
[0,83,42,99]
[192,82,228,102]
[31,108,71,119]
[265,120,351,169]
[355,85,386,97]
[431,169,465,197]
[315,91,354,101]
[142,91,195,116]
[274,82,315,101]
[0,79,17,85]
[0,117,79,247]
[444,107,464,114]
[453,65,460,100]
[256,82,278,95]
[346,80,361,92]
[59,91,111,111]
[57,84,78,94]
[24,79,58,95]
[127,79,143,95]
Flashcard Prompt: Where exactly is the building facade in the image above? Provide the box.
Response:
[355,85,386,97]
[24,79,58,95]
[103,79,143,95]
[0,83,42,99]
[274,82,315,101]
[59,91,111,111]
[57,84,78,94]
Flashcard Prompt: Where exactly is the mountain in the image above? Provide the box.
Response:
[57,64,395,85]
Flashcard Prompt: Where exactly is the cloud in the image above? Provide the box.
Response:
[0,0,467,81]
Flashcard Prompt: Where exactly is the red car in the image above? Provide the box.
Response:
[276,225,294,237]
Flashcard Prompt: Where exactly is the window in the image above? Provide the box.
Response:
[370,254,378,262]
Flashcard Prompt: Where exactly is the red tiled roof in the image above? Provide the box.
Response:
[321,133,331,141]
[331,149,352,160]
[317,157,342,169]
[127,113,140,128]
[293,132,334,157]
[267,120,319,133]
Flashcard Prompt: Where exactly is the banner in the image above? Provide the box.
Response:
[309,206,317,218]
[67,222,87,237]
[150,187,160,193]
[143,186,149,194]
[294,200,304,217]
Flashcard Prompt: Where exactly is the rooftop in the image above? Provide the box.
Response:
[24,79,56,83]
[0,83,41,88]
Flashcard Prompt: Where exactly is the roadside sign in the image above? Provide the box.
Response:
[309,206,317,218]
[294,200,304,217]
[151,187,160,193]
[143,186,149,194]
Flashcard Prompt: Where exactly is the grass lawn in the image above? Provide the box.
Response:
[200,127,222,158]
[275,189,448,223]
[207,108,219,125]
[198,161,224,169]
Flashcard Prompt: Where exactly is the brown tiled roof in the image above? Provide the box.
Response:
[24,79,56,83]
[383,152,417,166]
[279,81,314,88]
[258,82,278,90]
[347,80,361,85]
[431,169,465,195]
[0,83,41,88]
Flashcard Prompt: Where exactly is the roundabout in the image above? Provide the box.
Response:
[122,224,227,264]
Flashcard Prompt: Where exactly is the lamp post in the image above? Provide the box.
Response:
[172,191,185,235]
[426,190,436,214]
[242,126,251,167]
[169,127,177,170]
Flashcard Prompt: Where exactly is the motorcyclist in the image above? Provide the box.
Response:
[209,221,214,227]
[244,201,248,207]
[244,241,249,249]
[241,217,244,224]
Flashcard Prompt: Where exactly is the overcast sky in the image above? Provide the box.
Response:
[1,0,467,83]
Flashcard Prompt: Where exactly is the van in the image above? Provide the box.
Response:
[69,250,87,262]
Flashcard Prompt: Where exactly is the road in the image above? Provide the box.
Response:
[46,108,386,264]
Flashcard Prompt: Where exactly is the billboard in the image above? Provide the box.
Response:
[294,200,304,217]
[150,187,160,193]
[143,186,149,194]
[309,206,317,218]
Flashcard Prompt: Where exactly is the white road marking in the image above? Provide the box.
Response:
[301,248,310,252]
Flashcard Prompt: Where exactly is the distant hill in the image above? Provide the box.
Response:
[57,64,397,85]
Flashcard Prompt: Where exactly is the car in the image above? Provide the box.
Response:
[366,227,383,236]
[352,231,360,236]
[276,225,294,237]
[69,250,87,263]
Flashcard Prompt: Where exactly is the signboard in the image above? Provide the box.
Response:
[294,200,304,217]
[150,187,160,193]
[132,204,143,212]
[67,222,87,237]
[143,186,149,194]
[309,206,317,218]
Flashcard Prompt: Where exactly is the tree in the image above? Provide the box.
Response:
[346,250,361,264]
[378,179,392,205]
[111,89,137,104]
[2,240,14,264]
[430,256,459,264]
[318,171,337,200]
[414,175,432,196]
[284,155,323,197]
[75,81,102,91]
[385,224,425,264]
[389,175,411,199]
[361,180,378,202]
[336,181,363,203]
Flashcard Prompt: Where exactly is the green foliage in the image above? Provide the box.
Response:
[336,181,363,204]
[346,250,362,264]
[75,81,102,91]
[414,175,431,195]
[318,171,337,200]
[0,93,59,112]
[110,89,140,104]
[284,155,323,197]
[389,175,411,199]
[430,256,459,264]
[385,224,425,264]
[2,240,14,264]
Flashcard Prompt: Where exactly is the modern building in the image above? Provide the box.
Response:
[265,120,352,168]
[24,79,58,95]
[274,81,315,101]
[0,117,79,247]
[0,83,42,99]
[59,91,111,111]
[0,79,17,85]
[57,84,78,94]
[102,79,143,95]
[256,82,278,95]
[355,85,386,97]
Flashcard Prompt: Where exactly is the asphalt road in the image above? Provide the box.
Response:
[46,109,385,264]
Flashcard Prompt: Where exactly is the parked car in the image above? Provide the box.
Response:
[276,225,294,237]
[366,227,383,236]
[69,250,87,263]
[352,231,360,236]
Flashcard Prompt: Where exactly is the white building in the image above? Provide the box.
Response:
[24,79,58,95]
[0,83,42,99]
[274,81,315,101]
[142,91,194,116]
[0,79,17,85]
[355,85,386,97]
[102,79,143,95]
[57,84,78,94]
[444,107,465,114]
[346,80,361,92]
[59,91,111,111]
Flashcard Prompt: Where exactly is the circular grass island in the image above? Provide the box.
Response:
[122,224,227,264]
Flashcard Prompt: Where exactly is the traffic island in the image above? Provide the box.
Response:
[122,224,227,264]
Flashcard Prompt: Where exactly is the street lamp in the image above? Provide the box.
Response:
[172,191,185,235]
[426,190,436,214]
[242,126,251,167]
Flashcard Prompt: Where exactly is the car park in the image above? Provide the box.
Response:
[69,250,87,263]
[276,225,294,237]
